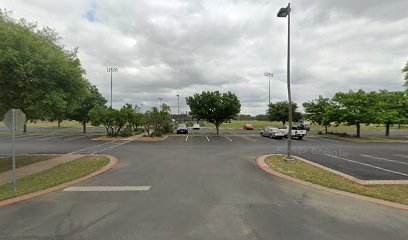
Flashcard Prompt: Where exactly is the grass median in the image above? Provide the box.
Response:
[265,155,408,205]
[0,155,110,201]
[0,155,59,173]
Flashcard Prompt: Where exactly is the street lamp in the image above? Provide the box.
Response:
[176,94,180,116]
[107,67,118,108]
[264,72,273,105]
[277,3,293,160]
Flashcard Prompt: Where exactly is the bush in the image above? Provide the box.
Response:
[119,127,134,137]
[317,131,323,135]
[333,132,350,137]
[151,132,162,137]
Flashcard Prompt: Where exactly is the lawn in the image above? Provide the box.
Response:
[0,155,59,173]
[0,155,110,201]
[265,155,408,205]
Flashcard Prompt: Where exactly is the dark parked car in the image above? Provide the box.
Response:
[176,124,189,134]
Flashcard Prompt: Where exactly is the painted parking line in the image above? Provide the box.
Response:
[69,141,116,154]
[241,136,256,142]
[319,138,341,143]
[35,135,68,141]
[360,154,408,166]
[62,135,87,141]
[63,186,151,192]
[225,136,232,142]
[205,136,210,142]
[394,154,408,158]
[325,154,408,177]
[185,136,189,142]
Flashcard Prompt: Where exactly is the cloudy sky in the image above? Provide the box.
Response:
[1,0,407,115]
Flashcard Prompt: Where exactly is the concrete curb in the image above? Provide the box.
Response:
[256,154,408,211]
[0,154,119,207]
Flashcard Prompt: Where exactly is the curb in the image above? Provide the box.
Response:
[0,154,119,207]
[256,154,408,211]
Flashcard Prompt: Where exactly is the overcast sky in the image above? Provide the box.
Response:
[2,0,407,115]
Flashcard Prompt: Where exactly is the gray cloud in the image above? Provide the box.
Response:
[1,0,407,115]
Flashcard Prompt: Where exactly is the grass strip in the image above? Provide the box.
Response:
[265,155,408,205]
[0,155,110,201]
[0,155,59,173]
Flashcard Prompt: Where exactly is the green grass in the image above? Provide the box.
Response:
[265,155,408,205]
[0,155,59,173]
[203,120,282,129]
[0,155,110,201]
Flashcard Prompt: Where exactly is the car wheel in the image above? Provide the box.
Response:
[298,135,303,140]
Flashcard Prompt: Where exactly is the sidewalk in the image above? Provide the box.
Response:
[0,154,86,185]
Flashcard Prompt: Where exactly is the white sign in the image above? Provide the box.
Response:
[4,109,26,130]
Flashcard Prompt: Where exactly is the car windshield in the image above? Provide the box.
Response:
[179,124,187,128]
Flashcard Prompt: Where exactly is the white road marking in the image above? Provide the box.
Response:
[185,136,189,142]
[69,140,116,154]
[319,138,341,143]
[360,154,408,166]
[205,136,210,141]
[325,154,408,177]
[62,135,87,141]
[394,154,408,158]
[225,136,232,141]
[92,140,131,154]
[241,136,256,142]
[63,186,151,192]
[35,135,67,141]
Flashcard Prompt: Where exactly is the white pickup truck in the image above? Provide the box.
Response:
[278,126,307,140]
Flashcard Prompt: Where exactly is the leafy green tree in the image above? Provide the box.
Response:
[89,105,127,137]
[327,90,378,138]
[374,90,408,136]
[267,101,302,126]
[69,85,107,133]
[303,96,332,133]
[0,10,89,132]
[141,104,172,136]
[403,61,408,87]
[186,91,241,134]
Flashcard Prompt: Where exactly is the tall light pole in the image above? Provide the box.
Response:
[107,67,118,108]
[176,95,180,115]
[278,3,293,160]
[264,72,273,105]
[158,98,163,107]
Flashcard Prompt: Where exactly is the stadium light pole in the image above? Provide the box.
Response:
[107,67,118,108]
[278,3,293,160]
[176,95,180,115]
[264,72,273,105]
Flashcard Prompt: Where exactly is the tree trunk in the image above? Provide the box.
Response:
[385,123,390,137]
[325,125,328,134]
[216,125,219,135]
[82,122,87,134]
[23,121,27,133]
[282,121,286,126]
[58,120,61,127]
[356,123,361,138]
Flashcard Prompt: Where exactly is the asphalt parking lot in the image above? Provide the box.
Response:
[0,129,408,239]
[1,131,407,181]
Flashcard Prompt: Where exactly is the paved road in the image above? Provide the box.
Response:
[0,134,407,239]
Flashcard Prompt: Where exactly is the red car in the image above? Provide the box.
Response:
[243,124,254,130]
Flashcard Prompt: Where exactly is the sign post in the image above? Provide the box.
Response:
[4,109,26,192]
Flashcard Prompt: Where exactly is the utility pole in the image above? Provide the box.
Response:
[177,95,180,115]
[278,3,293,160]
[107,67,118,108]
[264,72,273,105]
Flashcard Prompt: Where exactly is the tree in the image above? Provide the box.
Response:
[69,85,107,133]
[267,101,302,126]
[141,104,172,136]
[302,96,332,133]
[186,91,241,135]
[0,10,89,132]
[89,105,127,137]
[403,61,408,87]
[374,90,408,136]
[327,90,378,138]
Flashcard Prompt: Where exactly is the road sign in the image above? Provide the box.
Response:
[4,109,26,130]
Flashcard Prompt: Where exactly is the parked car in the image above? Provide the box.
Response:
[260,126,285,139]
[193,123,200,130]
[176,124,189,134]
[243,124,254,130]
[278,126,307,139]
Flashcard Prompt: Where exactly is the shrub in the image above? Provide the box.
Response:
[119,127,134,137]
